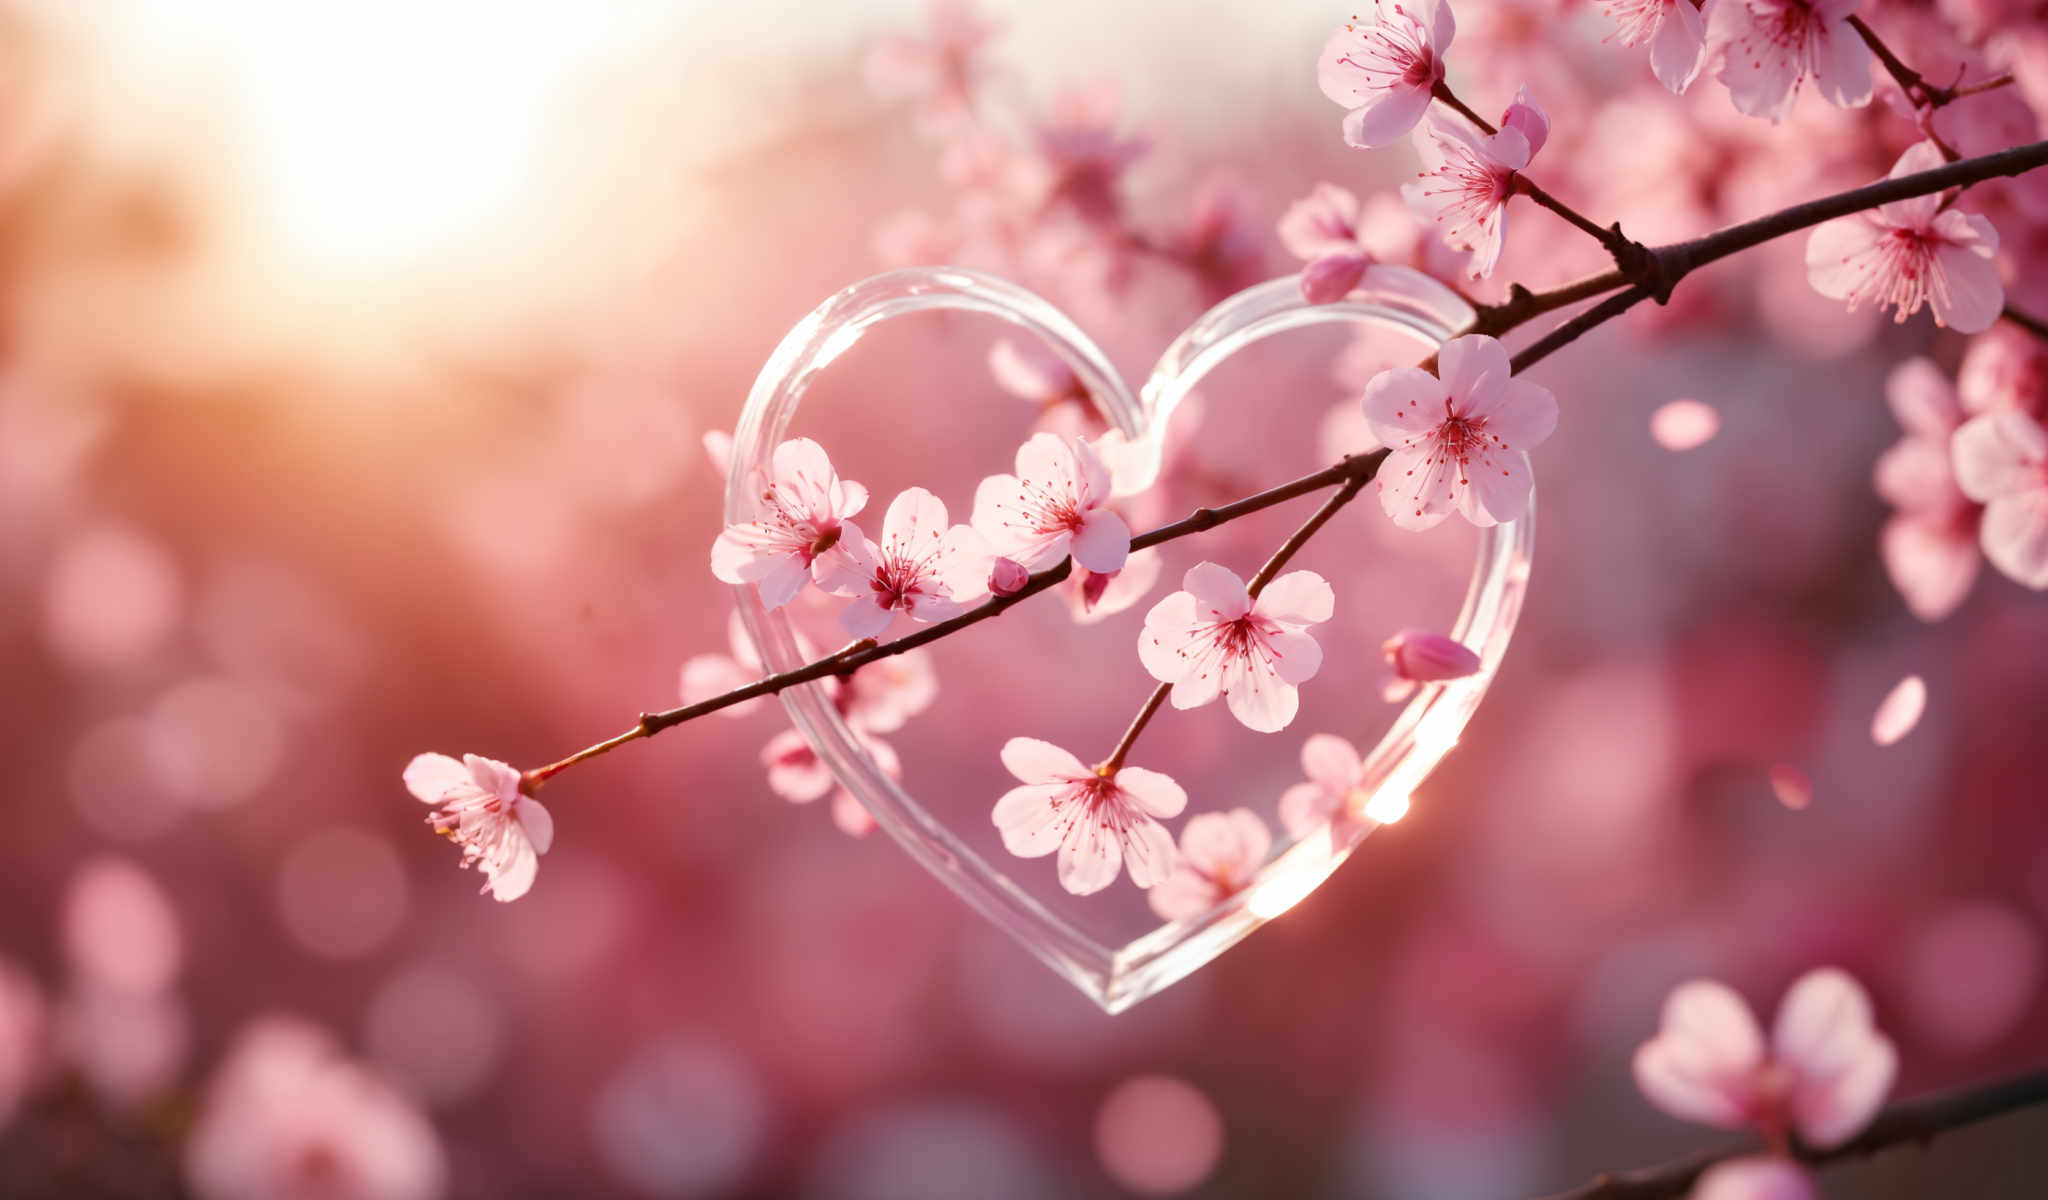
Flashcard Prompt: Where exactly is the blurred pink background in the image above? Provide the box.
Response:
[3,1,2046,1196]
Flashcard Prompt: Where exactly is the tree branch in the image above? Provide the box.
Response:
[520,137,2048,790]
[1538,1066,2048,1200]
[525,452,1392,790]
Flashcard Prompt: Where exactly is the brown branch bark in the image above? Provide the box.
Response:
[521,137,2048,788]
[1537,1066,2048,1200]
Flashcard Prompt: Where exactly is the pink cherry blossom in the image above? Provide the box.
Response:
[862,0,996,136]
[1707,0,1873,122]
[1952,408,2048,588]
[1032,84,1148,224]
[1380,628,1483,702]
[184,1017,446,1200]
[679,611,772,720]
[989,338,1089,416]
[1874,358,1982,620]
[831,791,876,838]
[1300,254,1372,304]
[838,487,993,637]
[404,753,554,902]
[1957,325,2048,417]
[1162,175,1267,301]
[1401,92,1547,278]
[1279,183,1376,302]
[1278,733,1368,839]
[1139,563,1334,733]
[1882,510,1982,621]
[762,724,897,839]
[1317,0,1456,149]
[1807,142,2003,333]
[710,438,871,610]
[835,651,939,733]
[1278,182,1370,261]
[1065,548,1162,625]
[1632,967,1897,1149]
[1147,809,1273,920]
[1362,334,1558,530]
[1605,0,1710,92]
[972,432,1131,572]
[991,737,1186,896]
[1692,1157,1821,1200]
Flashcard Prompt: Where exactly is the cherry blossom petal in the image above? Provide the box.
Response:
[1953,411,2048,500]
[1070,509,1131,573]
[1476,378,1560,448]
[1117,767,1189,820]
[1812,9,1873,112]
[1770,968,1898,1149]
[1880,514,1981,621]
[1500,88,1549,156]
[1120,819,1178,890]
[1278,781,1335,838]
[1437,335,1514,413]
[838,595,895,638]
[1001,736,1090,783]
[1875,142,1948,228]
[1301,253,1372,303]
[1873,438,1960,513]
[1649,0,1708,92]
[1264,629,1325,687]
[1147,870,1221,921]
[1301,733,1363,790]
[1982,491,2048,587]
[1377,445,1460,530]
[1870,675,1927,746]
[1278,183,1362,259]
[484,841,539,902]
[1692,1158,1821,1200]
[1183,807,1272,873]
[883,486,949,557]
[1930,231,2006,334]
[1361,368,1452,438]
[993,784,1071,856]
[831,791,875,837]
[1184,563,1253,622]
[463,754,521,802]
[1221,652,1299,732]
[1633,980,1767,1129]
[1460,446,1535,525]
[1058,816,1123,895]
[403,754,471,803]
[1340,81,1435,150]
[1254,571,1335,626]
[518,799,554,855]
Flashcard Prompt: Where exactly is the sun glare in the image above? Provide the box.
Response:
[89,0,676,277]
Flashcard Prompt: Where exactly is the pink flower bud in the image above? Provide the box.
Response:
[1500,87,1549,158]
[1299,253,1370,304]
[1381,629,1481,683]
[1077,567,1114,610]
[989,556,1030,596]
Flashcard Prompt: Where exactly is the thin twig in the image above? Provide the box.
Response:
[2001,304,2048,343]
[1537,1066,2048,1200]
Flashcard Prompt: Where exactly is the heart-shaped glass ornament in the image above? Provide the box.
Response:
[726,265,1532,1013]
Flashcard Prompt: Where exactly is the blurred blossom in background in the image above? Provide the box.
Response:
[1,1,2046,1198]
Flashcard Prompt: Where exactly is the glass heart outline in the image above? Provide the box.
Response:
[727,265,1533,1013]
